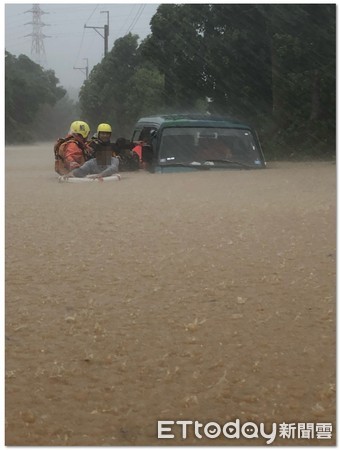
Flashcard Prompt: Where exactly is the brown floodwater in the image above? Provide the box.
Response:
[5,143,336,445]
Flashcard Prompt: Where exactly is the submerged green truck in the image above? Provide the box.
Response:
[131,114,266,173]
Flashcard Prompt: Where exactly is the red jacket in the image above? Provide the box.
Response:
[59,134,88,172]
[132,144,142,161]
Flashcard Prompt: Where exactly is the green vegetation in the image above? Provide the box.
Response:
[142,4,335,159]
[79,33,164,137]
[5,52,67,143]
[6,5,335,159]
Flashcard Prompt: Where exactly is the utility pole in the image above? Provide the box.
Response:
[73,58,89,80]
[84,10,109,57]
[101,11,109,56]
[24,4,50,66]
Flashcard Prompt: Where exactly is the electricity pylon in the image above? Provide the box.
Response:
[24,4,50,66]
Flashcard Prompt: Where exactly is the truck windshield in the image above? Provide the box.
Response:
[158,127,263,167]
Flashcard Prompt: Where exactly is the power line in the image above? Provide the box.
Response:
[73,5,99,66]
[125,4,146,35]
[114,5,137,37]
[74,27,86,66]
[86,4,100,23]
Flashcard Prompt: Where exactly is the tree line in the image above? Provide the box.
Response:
[6,4,335,159]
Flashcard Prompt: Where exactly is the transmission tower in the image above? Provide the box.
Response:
[24,4,50,66]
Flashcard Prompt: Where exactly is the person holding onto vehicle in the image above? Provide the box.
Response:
[63,123,120,180]
[113,137,140,171]
[54,120,91,174]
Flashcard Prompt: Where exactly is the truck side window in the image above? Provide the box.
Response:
[140,127,157,144]
[132,129,142,141]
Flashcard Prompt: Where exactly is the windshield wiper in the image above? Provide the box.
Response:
[202,159,252,169]
[160,162,210,170]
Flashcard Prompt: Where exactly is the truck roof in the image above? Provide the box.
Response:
[135,114,252,130]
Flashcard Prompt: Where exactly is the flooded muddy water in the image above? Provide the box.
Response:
[5,143,336,445]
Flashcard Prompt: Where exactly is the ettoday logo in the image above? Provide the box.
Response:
[158,419,277,444]
[157,420,333,444]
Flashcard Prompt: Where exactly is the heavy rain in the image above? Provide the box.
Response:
[5,3,336,446]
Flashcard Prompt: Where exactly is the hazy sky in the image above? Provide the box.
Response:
[5,2,160,95]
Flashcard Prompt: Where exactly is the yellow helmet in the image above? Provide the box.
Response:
[70,121,90,138]
[97,123,112,133]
